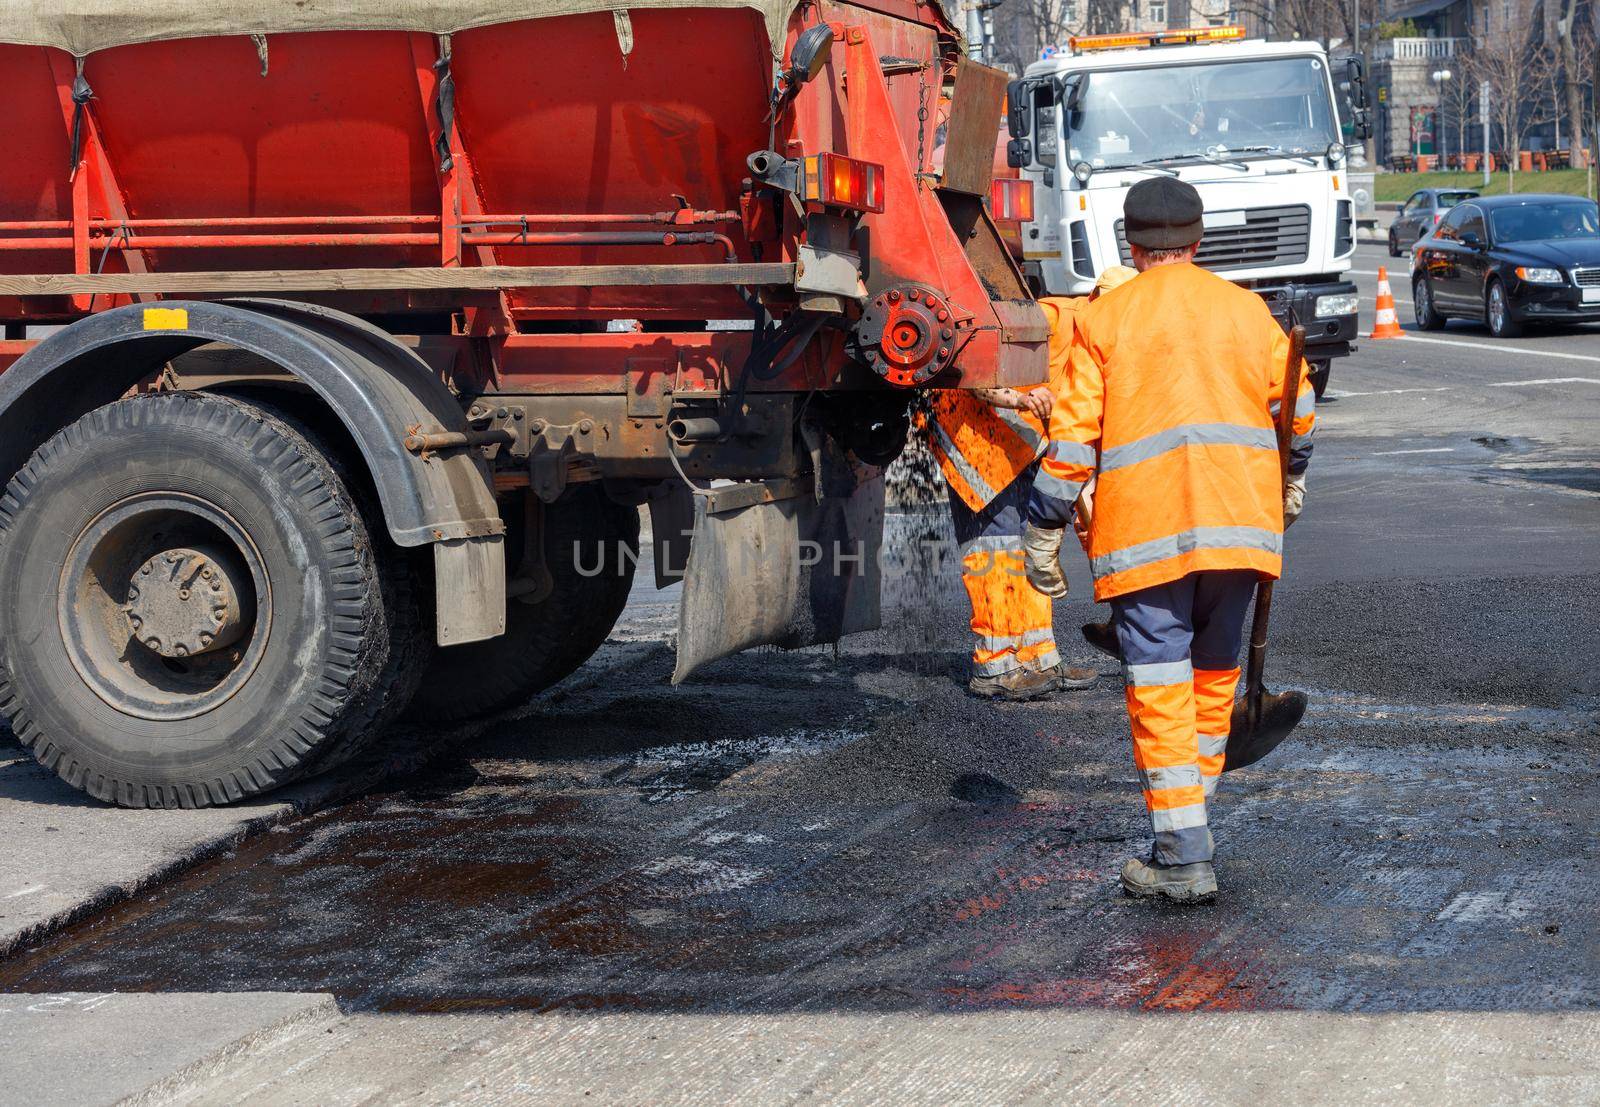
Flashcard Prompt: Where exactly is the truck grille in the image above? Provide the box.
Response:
[1575,268,1600,288]
[1115,205,1312,272]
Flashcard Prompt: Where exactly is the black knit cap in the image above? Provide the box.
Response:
[1123,177,1204,249]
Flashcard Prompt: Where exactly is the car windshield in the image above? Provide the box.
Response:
[1437,191,1476,208]
[1489,202,1600,243]
[1063,55,1339,169]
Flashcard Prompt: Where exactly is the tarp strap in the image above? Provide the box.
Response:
[435,34,455,172]
[68,56,93,179]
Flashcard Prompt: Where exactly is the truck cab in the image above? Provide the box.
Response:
[1008,27,1370,394]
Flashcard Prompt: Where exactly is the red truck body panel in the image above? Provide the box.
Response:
[0,1,1045,393]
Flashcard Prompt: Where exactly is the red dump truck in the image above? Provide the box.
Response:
[0,1,1045,805]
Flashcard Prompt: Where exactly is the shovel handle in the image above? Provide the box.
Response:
[1276,326,1306,490]
[1247,325,1305,730]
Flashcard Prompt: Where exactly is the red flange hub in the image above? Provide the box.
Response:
[854,284,957,387]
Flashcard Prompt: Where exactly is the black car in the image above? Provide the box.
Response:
[1388,187,1479,255]
[1412,194,1600,337]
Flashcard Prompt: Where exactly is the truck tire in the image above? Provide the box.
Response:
[0,392,425,807]
[406,487,638,724]
[1308,360,1331,400]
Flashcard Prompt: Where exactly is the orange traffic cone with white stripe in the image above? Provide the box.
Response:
[1370,266,1403,340]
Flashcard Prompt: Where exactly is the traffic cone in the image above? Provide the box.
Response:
[1370,266,1403,340]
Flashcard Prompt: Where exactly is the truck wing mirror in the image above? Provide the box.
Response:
[1006,138,1032,168]
[1062,73,1086,113]
[1007,80,1032,137]
[1343,56,1372,140]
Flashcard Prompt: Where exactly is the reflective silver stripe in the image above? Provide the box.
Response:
[994,406,1047,455]
[929,420,1000,504]
[1199,733,1228,758]
[1150,802,1209,833]
[1100,422,1277,474]
[1033,470,1085,503]
[1026,648,1062,671]
[959,534,1022,560]
[980,627,1055,651]
[1270,392,1315,419]
[1092,525,1282,580]
[1139,763,1202,792]
[973,655,1020,676]
[1048,440,1098,467]
[1203,774,1220,798]
[1291,431,1314,451]
[1123,658,1193,686]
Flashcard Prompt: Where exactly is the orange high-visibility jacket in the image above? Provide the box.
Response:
[1028,264,1315,600]
[926,296,1086,510]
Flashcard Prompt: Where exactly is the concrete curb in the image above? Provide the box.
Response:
[117,994,344,1107]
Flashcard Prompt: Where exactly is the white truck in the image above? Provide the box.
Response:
[1006,27,1373,396]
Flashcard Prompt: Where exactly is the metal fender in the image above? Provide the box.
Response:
[0,299,505,645]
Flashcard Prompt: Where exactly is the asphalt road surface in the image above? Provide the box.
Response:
[0,249,1596,1104]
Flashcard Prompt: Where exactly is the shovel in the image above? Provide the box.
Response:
[1224,324,1308,773]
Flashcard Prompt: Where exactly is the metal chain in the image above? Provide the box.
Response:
[916,65,929,184]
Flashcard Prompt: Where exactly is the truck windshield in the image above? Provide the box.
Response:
[1065,56,1339,169]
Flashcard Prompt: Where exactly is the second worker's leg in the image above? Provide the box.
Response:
[951,482,1056,701]
[1111,576,1217,902]
[1191,570,1260,801]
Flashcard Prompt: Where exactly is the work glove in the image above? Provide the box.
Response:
[1022,523,1069,598]
[1284,473,1307,528]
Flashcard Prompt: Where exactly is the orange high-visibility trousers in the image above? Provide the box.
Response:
[949,462,1059,677]
[1110,570,1256,864]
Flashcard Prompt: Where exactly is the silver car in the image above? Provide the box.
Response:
[1389,188,1480,255]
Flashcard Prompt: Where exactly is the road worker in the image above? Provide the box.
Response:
[925,267,1135,701]
[1021,177,1314,901]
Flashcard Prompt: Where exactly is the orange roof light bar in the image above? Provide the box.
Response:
[1069,25,1246,52]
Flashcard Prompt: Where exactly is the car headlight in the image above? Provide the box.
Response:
[1515,266,1564,284]
[1315,293,1359,318]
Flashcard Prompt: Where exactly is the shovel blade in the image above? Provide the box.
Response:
[1223,689,1308,773]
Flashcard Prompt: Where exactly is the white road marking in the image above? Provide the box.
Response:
[3,884,43,899]
[1488,377,1600,387]
[1386,333,1600,364]
[1372,447,1457,455]
[1334,386,1455,398]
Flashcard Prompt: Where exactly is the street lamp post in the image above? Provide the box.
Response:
[1480,79,1491,188]
[1430,68,1451,167]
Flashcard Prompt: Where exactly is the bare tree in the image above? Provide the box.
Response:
[1556,0,1587,159]
[1439,45,1478,163]
[1230,0,1353,44]
[1473,0,1549,191]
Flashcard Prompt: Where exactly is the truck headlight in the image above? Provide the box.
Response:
[1315,293,1359,318]
[1515,266,1564,285]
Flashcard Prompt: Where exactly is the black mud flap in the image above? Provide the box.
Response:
[671,475,885,684]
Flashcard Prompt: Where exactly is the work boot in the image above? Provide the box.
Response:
[1039,661,1100,690]
[968,666,1057,702]
[1120,855,1218,903]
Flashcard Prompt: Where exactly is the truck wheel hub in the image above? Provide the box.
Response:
[855,284,957,387]
[58,492,270,721]
[125,545,249,659]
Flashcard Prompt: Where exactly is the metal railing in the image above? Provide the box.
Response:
[1374,37,1460,61]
